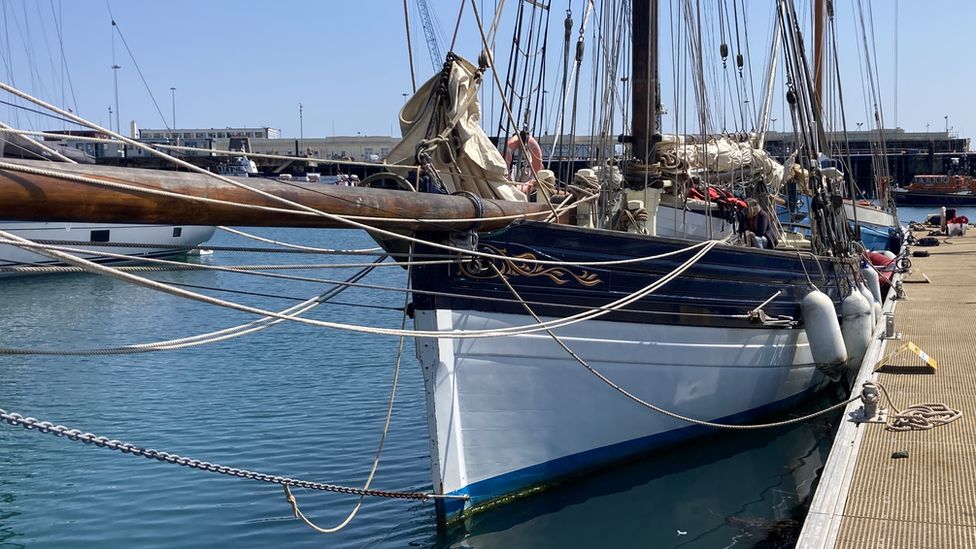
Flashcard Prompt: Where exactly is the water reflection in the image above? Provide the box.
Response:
[436,390,844,549]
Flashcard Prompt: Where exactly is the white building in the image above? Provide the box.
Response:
[139,126,280,141]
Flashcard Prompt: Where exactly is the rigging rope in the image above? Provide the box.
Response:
[284,245,415,533]
[0,233,722,340]
[0,260,384,356]
[492,260,859,430]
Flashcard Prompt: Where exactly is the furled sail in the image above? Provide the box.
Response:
[385,56,527,202]
[657,134,785,192]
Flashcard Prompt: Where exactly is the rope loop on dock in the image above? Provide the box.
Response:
[887,404,963,431]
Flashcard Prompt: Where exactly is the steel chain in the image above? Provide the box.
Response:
[0,408,462,501]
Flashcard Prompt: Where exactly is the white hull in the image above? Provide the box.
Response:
[0,222,216,266]
[415,308,827,519]
[844,201,896,228]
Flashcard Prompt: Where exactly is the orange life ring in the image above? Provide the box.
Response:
[504,134,544,182]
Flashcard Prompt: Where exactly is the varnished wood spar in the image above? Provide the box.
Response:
[0,159,549,231]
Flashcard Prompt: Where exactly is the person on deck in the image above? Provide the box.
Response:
[739,198,780,249]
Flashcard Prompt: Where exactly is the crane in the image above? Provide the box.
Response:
[415,0,443,71]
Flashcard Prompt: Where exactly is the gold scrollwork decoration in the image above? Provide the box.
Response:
[459,245,602,287]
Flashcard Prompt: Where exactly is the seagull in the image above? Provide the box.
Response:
[677,530,687,536]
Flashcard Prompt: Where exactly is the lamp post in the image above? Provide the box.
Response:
[111,64,121,133]
[170,87,176,129]
[856,122,864,132]
[944,115,949,134]
[299,102,304,152]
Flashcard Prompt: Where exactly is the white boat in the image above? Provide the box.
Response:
[0,222,215,268]
[382,0,877,523]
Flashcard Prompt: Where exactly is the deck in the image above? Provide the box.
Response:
[798,228,976,548]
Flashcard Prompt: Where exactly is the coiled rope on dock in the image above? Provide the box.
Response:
[874,382,963,432]
[0,407,463,502]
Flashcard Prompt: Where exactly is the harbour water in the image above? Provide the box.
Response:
[0,208,959,547]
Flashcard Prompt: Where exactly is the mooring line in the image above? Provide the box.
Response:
[283,243,416,533]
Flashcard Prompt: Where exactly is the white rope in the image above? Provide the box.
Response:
[0,159,553,227]
[216,226,383,254]
[0,122,76,163]
[0,261,454,274]
[0,127,419,171]
[0,159,718,268]
[0,234,717,339]
[0,82,563,246]
[492,261,860,429]
[0,81,661,266]
[284,245,414,533]
[887,404,962,432]
[0,261,383,356]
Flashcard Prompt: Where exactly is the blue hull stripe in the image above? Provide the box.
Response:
[440,383,822,519]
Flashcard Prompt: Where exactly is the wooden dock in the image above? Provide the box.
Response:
[799,229,975,548]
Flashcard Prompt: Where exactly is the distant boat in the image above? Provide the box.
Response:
[0,221,215,269]
[217,150,259,178]
[893,174,976,205]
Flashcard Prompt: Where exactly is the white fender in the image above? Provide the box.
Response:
[841,289,873,369]
[801,287,848,367]
[861,264,883,304]
[858,282,878,327]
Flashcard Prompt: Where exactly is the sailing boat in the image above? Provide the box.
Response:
[0,0,878,527]
[383,0,870,523]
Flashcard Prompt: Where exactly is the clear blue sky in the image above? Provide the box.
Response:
[0,1,972,141]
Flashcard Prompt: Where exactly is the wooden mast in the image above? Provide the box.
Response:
[0,159,549,232]
[631,0,658,164]
[813,0,825,114]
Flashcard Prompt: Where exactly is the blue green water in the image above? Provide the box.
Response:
[1,227,847,548]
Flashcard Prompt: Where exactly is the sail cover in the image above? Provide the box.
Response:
[657,134,785,192]
[386,56,527,202]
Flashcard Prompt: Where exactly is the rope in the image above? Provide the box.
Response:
[0,261,382,356]
[0,158,553,228]
[887,404,962,432]
[491,261,860,430]
[284,245,415,533]
[0,407,463,501]
[0,127,420,171]
[875,382,963,432]
[217,226,382,254]
[0,261,447,274]
[0,233,729,340]
[16,237,440,258]
[468,0,561,220]
[0,84,563,260]
[0,158,715,268]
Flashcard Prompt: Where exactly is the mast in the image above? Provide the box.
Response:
[631,0,658,164]
[812,0,825,113]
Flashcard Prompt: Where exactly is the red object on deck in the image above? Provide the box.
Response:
[866,251,895,285]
